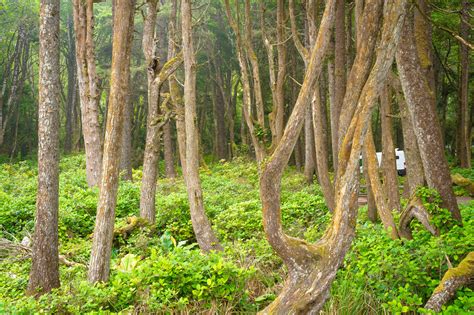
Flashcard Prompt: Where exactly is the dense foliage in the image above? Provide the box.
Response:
[0,155,472,313]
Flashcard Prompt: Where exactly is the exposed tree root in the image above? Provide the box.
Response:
[425,252,474,312]
[398,196,438,239]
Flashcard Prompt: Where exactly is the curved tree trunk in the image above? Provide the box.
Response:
[88,0,136,283]
[259,1,406,312]
[27,0,61,296]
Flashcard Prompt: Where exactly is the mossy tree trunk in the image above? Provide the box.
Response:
[88,0,136,283]
[259,1,406,312]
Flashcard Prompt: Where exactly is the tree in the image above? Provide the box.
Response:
[27,0,61,296]
[73,0,103,187]
[396,6,461,222]
[456,0,471,168]
[140,0,183,223]
[88,0,136,283]
[258,0,406,311]
[182,0,221,252]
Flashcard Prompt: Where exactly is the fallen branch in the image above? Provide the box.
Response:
[425,252,474,312]
[451,173,474,196]
[0,236,85,268]
[398,196,438,239]
[114,216,150,240]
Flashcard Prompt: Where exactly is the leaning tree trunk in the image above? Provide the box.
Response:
[259,1,406,312]
[88,0,135,283]
[425,252,474,312]
[396,9,461,222]
[27,0,61,296]
[73,0,103,187]
[182,0,222,252]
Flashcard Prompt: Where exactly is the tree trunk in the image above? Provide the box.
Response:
[224,0,266,164]
[396,9,461,222]
[456,0,471,168]
[88,0,135,283]
[363,150,377,222]
[313,85,335,211]
[140,0,183,223]
[213,82,227,160]
[182,0,222,252]
[425,252,474,312]
[391,73,425,196]
[332,0,346,159]
[27,0,61,296]
[259,1,406,311]
[304,106,316,183]
[73,0,103,187]
[380,86,400,211]
[120,92,133,180]
[65,12,77,154]
[163,120,177,178]
[337,0,383,153]
[365,125,399,239]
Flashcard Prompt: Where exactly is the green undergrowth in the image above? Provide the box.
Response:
[0,154,472,314]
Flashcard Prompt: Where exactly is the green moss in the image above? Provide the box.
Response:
[434,252,474,293]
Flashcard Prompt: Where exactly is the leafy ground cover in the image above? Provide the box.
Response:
[0,155,472,313]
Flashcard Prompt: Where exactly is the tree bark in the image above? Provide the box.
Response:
[425,252,474,312]
[65,12,77,154]
[120,91,133,180]
[73,0,103,187]
[163,120,177,178]
[396,9,461,222]
[27,0,61,296]
[337,0,383,153]
[88,0,135,283]
[365,125,399,239]
[332,0,346,160]
[182,0,222,252]
[456,0,471,168]
[224,0,266,164]
[380,86,400,212]
[313,86,335,211]
[390,73,425,196]
[140,0,183,223]
[259,1,406,311]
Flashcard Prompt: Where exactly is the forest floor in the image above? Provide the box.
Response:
[0,154,472,314]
